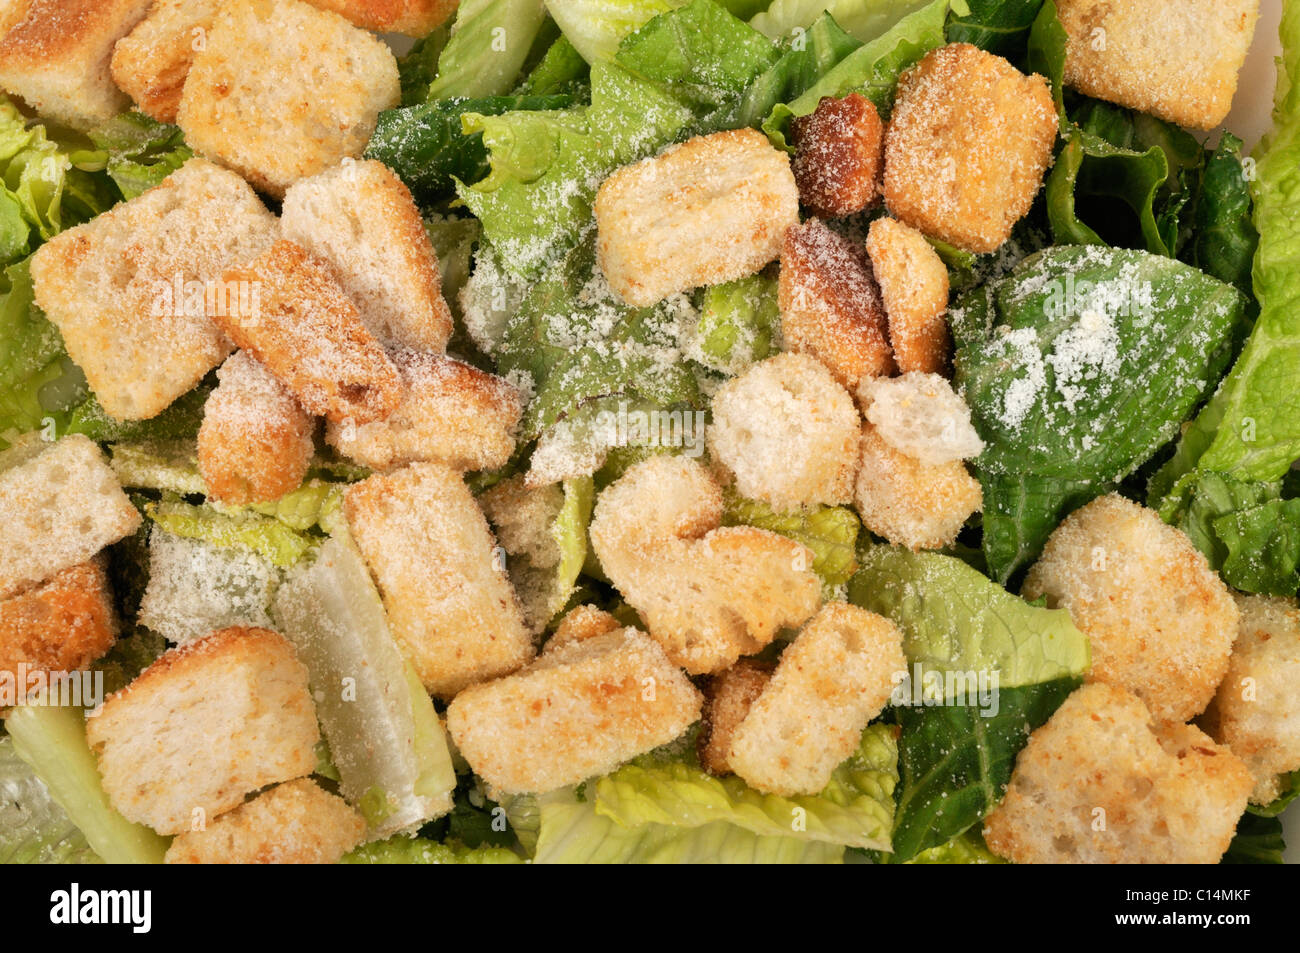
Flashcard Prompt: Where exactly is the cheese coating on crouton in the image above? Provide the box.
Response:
[859,371,984,465]
[304,0,457,34]
[865,217,950,375]
[1201,595,1300,805]
[1023,494,1239,725]
[1057,0,1259,131]
[791,93,885,218]
[546,605,622,654]
[728,603,905,795]
[325,348,520,473]
[446,627,702,794]
[164,778,366,864]
[110,0,222,122]
[344,463,534,698]
[198,351,315,505]
[0,558,117,681]
[984,683,1252,864]
[778,218,893,391]
[86,626,319,835]
[697,658,773,777]
[709,353,860,511]
[589,455,821,675]
[883,43,1056,253]
[595,128,799,307]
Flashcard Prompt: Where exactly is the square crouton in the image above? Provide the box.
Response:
[344,462,535,698]
[595,128,799,307]
[85,626,319,835]
[697,658,773,776]
[883,43,1057,253]
[0,435,140,600]
[446,627,702,794]
[30,158,278,422]
[791,93,885,219]
[305,0,457,35]
[865,217,950,375]
[984,683,1253,864]
[728,603,905,795]
[214,240,402,426]
[164,778,365,864]
[0,557,117,679]
[282,160,454,353]
[0,0,152,128]
[1057,0,1259,131]
[545,604,622,654]
[176,0,399,197]
[110,0,222,123]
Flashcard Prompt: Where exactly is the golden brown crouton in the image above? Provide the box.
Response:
[0,558,117,680]
[164,778,365,864]
[697,658,773,776]
[446,627,702,794]
[883,43,1057,253]
[865,217,950,375]
[984,683,1252,864]
[728,603,905,795]
[1023,494,1239,725]
[859,371,984,465]
[1057,0,1259,131]
[304,0,457,37]
[214,240,402,426]
[778,218,894,392]
[790,93,885,218]
[85,626,319,835]
[546,604,622,654]
[595,128,799,307]
[708,352,860,510]
[109,0,222,122]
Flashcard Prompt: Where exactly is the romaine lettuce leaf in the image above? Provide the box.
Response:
[342,837,523,863]
[86,112,192,201]
[516,34,592,96]
[1187,132,1259,299]
[904,829,1003,863]
[1213,499,1300,597]
[63,379,210,444]
[722,487,860,594]
[109,439,205,495]
[945,0,1042,55]
[690,273,780,373]
[396,27,452,104]
[145,499,312,567]
[545,0,688,63]
[749,0,929,42]
[0,734,101,864]
[428,0,551,98]
[1223,812,1286,865]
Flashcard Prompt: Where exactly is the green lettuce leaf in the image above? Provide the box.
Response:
[1186,132,1259,299]
[109,439,205,495]
[945,0,1043,56]
[516,34,592,96]
[749,0,930,42]
[1213,499,1300,597]
[396,27,452,104]
[1222,812,1285,865]
[145,499,312,567]
[904,829,1003,863]
[343,837,523,863]
[63,379,210,444]
[85,112,192,201]
[1248,770,1300,819]
[427,0,551,98]
[690,273,780,373]
[722,487,860,594]
[0,735,101,864]
[545,0,688,63]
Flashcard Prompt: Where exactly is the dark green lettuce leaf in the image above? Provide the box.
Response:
[1222,812,1285,865]
[86,112,192,201]
[516,34,591,97]
[945,0,1043,57]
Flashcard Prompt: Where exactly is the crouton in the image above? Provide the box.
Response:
[790,93,885,218]
[478,475,574,634]
[728,603,904,795]
[325,349,520,473]
[865,217,950,375]
[984,682,1252,864]
[859,371,984,464]
[0,557,117,680]
[1201,595,1300,805]
[589,454,821,675]
[708,353,860,510]
[546,605,622,654]
[1056,0,1258,131]
[281,160,453,352]
[854,423,982,550]
[0,435,140,600]
[30,158,278,422]
[344,463,534,698]
[176,0,399,197]
[198,351,315,505]
[0,0,152,128]
[595,128,799,308]
[883,43,1057,253]
[109,0,221,122]
[214,240,402,426]
[697,658,773,776]
[446,627,702,794]
[778,218,893,392]
[85,626,319,835]
[1022,494,1238,725]
[304,0,457,39]
[164,778,365,864]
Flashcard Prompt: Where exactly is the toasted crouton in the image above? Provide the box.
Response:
[176,0,399,197]
[304,0,457,38]
[859,372,984,465]
[0,0,152,128]
[446,627,702,794]
[0,435,140,600]
[728,603,904,795]
[1023,494,1239,725]
[778,218,894,392]
[30,158,278,422]
[281,160,453,352]
[344,463,534,698]
[854,423,982,551]
[790,93,885,218]
[984,683,1252,864]
[0,557,117,680]
[708,353,860,510]
[325,349,520,473]
[865,217,950,375]
[883,43,1056,253]
[198,351,315,505]
[85,626,319,835]
[589,454,821,675]
[595,128,799,307]
[1056,0,1258,131]
[214,240,401,426]
[1201,595,1300,805]
[697,658,773,776]
[164,778,365,864]
[478,475,575,634]
[546,605,622,654]
[109,0,222,122]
